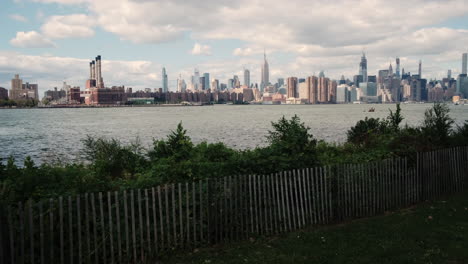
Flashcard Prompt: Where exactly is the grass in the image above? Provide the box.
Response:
[161,191,468,264]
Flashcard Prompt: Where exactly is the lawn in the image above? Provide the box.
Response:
[161,191,468,263]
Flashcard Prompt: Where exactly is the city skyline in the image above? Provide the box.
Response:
[1,0,468,95]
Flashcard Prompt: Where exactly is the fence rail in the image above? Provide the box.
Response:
[1,147,467,263]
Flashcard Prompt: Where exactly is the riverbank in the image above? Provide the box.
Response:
[1,103,211,109]
[161,190,468,263]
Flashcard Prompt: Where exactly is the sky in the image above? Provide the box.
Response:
[1,0,468,96]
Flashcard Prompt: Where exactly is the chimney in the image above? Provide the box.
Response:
[89,62,93,79]
[95,55,103,88]
[91,61,96,80]
[95,56,101,87]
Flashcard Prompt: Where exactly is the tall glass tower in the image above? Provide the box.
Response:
[162,67,168,93]
[462,53,467,75]
[261,51,269,92]
[203,73,210,90]
[359,53,368,82]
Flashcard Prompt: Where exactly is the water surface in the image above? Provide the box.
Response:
[1,104,467,164]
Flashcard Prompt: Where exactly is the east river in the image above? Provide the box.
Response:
[1,104,467,164]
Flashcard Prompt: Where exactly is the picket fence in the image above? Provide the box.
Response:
[0,147,467,264]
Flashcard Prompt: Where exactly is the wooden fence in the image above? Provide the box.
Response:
[0,146,467,263]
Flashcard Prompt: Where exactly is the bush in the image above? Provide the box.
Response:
[421,103,454,146]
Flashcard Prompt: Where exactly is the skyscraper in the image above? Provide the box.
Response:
[244,69,250,87]
[193,69,200,90]
[177,74,186,92]
[261,51,269,91]
[287,77,298,98]
[328,80,337,102]
[318,76,329,103]
[203,73,210,90]
[277,78,285,87]
[162,67,168,93]
[418,60,422,78]
[396,57,401,78]
[307,76,318,104]
[199,76,206,90]
[359,53,368,82]
[462,53,467,75]
[211,79,219,91]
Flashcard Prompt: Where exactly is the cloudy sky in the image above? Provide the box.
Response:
[1,0,468,95]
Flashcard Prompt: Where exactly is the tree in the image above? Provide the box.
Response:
[267,115,317,155]
[421,103,454,146]
[387,103,404,132]
[149,122,193,162]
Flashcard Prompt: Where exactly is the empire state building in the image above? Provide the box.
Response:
[261,51,269,92]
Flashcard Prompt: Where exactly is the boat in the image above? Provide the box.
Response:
[368,107,375,112]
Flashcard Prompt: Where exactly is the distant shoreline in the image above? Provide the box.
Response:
[0,104,212,109]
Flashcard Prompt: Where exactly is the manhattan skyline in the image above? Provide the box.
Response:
[1,0,468,95]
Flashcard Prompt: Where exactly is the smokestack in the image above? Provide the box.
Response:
[91,61,96,80]
[89,62,93,79]
[95,55,104,88]
[95,56,101,88]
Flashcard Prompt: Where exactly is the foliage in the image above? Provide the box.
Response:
[1,103,468,204]
[421,103,454,146]
[0,98,38,107]
[81,136,147,180]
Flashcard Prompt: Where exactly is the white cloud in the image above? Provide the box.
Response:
[233,47,255,56]
[9,31,56,48]
[32,0,89,4]
[191,43,212,56]
[26,0,468,49]
[9,14,28,23]
[41,14,95,39]
[0,52,162,96]
[5,0,468,85]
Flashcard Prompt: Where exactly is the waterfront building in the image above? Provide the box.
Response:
[261,51,270,91]
[0,87,8,100]
[68,87,81,104]
[328,80,337,102]
[10,74,39,100]
[44,87,66,101]
[307,76,318,104]
[336,84,349,103]
[287,77,298,98]
[298,82,308,101]
[162,67,168,93]
[244,69,250,87]
[318,76,329,103]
